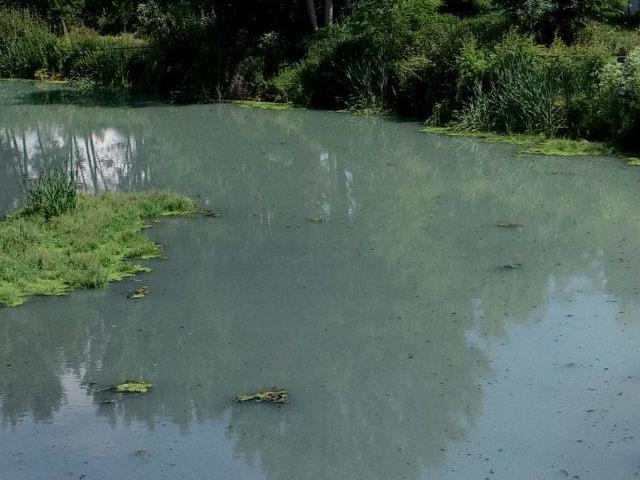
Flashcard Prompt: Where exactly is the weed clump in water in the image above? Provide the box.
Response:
[23,167,77,220]
[0,186,196,307]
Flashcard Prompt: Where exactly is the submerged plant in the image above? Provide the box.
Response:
[23,167,78,220]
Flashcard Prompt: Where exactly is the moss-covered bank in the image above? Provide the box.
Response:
[423,127,640,164]
[0,191,196,307]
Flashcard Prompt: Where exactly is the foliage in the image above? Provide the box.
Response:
[494,0,628,42]
[0,8,57,78]
[0,8,149,87]
[2,0,640,150]
[0,191,196,307]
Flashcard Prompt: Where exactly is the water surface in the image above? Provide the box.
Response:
[2,80,640,480]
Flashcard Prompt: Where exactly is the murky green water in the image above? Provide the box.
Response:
[2,80,640,480]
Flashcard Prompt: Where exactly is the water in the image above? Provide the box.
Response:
[1,80,640,480]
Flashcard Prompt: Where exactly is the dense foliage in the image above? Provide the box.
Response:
[0,0,639,149]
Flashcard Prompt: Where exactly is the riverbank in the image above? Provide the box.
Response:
[0,191,196,307]
[1,4,639,154]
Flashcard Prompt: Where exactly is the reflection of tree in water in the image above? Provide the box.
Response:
[1,81,640,479]
[0,83,152,214]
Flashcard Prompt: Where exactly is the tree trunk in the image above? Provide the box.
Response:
[60,17,68,36]
[324,0,333,27]
[306,0,318,31]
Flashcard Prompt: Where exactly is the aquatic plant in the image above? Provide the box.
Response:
[23,167,78,220]
[421,126,639,162]
[235,390,289,404]
[116,381,153,393]
[0,191,196,307]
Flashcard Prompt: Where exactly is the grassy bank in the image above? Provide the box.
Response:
[423,127,640,163]
[0,191,196,307]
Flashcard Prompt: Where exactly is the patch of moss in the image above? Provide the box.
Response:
[422,127,640,164]
[0,191,196,307]
[233,100,295,111]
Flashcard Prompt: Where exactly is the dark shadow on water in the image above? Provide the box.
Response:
[18,85,165,109]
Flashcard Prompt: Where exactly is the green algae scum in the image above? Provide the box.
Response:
[0,191,195,307]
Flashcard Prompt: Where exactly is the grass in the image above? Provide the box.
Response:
[0,191,196,307]
[422,127,640,164]
[23,167,77,219]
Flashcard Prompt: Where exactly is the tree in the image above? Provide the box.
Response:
[325,0,333,26]
[49,0,84,35]
[306,0,318,30]
[495,0,627,42]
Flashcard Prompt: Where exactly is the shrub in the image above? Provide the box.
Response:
[54,28,149,87]
[591,47,640,148]
[0,8,57,78]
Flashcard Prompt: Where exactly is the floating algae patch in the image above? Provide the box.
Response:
[235,390,289,404]
[422,127,640,163]
[233,100,295,111]
[0,191,196,307]
[496,221,523,228]
[116,381,153,393]
[128,285,150,299]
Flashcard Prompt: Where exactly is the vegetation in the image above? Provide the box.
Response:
[0,178,196,307]
[1,0,639,151]
[23,166,78,219]
[423,126,640,161]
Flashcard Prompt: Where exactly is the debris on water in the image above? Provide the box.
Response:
[202,209,220,218]
[116,380,153,393]
[500,264,522,271]
[128,286,149,299]
[235,390,288,404]
[496,221,523,228]
[310,217,323,224]
[135,448,148,457]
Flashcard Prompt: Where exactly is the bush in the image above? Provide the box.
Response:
[55,29,149,87]
[0,8,57,78]
[0,8,150,87]
[450,27,640,143]
[591,47,640,148]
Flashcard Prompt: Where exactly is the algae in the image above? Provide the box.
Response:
[128,285,150,299]
[235,390,289,404]
[496,221,523,228]
[116,381,153,393]
[0,191,196,307]
[422,127,640,164]
[234,100,295,111]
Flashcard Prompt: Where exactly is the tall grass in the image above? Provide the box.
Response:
[0,7,149,88]
[0,8,56,78]
[23,168,77,220]
[343,55,390,113]
[455,60,566,136]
